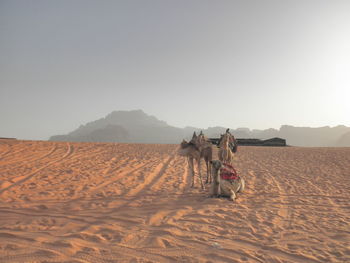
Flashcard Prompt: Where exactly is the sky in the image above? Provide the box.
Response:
[1,0,349,140]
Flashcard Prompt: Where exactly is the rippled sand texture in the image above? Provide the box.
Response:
[0,139,349,263]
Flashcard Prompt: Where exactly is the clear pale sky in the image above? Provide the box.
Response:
[1,0,349,140]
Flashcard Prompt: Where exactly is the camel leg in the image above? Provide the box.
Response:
[219,150,224,163]
[188,157,195,188]
[205,160,210,184]
[230,190,236,201]
[210,164,219,197]
[238,178,245,193]
[208,160,212,184]
[197,158,204,189]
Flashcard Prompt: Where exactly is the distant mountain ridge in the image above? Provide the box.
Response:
[50,110,350,146]
[50,110,186,144]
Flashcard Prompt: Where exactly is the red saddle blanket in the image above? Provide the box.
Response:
[220,163,240,180]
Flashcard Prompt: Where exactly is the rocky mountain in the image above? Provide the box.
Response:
[50,110,187,144]
[50,110,350,146]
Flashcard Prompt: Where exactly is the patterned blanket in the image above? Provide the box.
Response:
[220,163,240,181]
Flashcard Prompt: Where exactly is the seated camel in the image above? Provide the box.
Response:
[210,160,245,201]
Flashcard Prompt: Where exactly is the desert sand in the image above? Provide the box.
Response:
[0,139,349,263]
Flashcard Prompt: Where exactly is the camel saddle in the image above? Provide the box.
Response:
[220,163,240,181]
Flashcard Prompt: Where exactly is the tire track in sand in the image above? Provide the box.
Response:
[147,153,188,194]
[0,234,171,263]
[145,154,200,227]
[0,141,12,160]
[107,154,175,212]
[0,143,74,195]
[268,171,292,228]
[151,149,218,228]
[0,143,58,169]
[89,159,160,196]
[126,154,175,198]
[178,155,193,193]
[0,141,40,162]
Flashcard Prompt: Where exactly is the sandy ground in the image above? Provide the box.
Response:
[0,139,349,263]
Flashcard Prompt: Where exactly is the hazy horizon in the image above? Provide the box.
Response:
[1,0,349,140]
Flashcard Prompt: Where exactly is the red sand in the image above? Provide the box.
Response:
[0,139,349,262]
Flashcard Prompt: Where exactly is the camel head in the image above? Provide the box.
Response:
[197,131,208,145]
[191,132,197,139]
[219,133,230,146]
[180,139,188,148]
[189,131,198,145]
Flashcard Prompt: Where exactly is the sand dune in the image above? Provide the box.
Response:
[0,139,349,262]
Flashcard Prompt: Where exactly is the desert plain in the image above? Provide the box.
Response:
[0,139,349,263]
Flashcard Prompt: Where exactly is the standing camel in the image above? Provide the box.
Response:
[218,129,237,165]
[178,136,204,189]
[193,131,213,184]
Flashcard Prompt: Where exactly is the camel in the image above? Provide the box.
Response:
[210,160,245,201]
[194,131,213,184]
[178,137,204,189]
[218,129,237,165]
